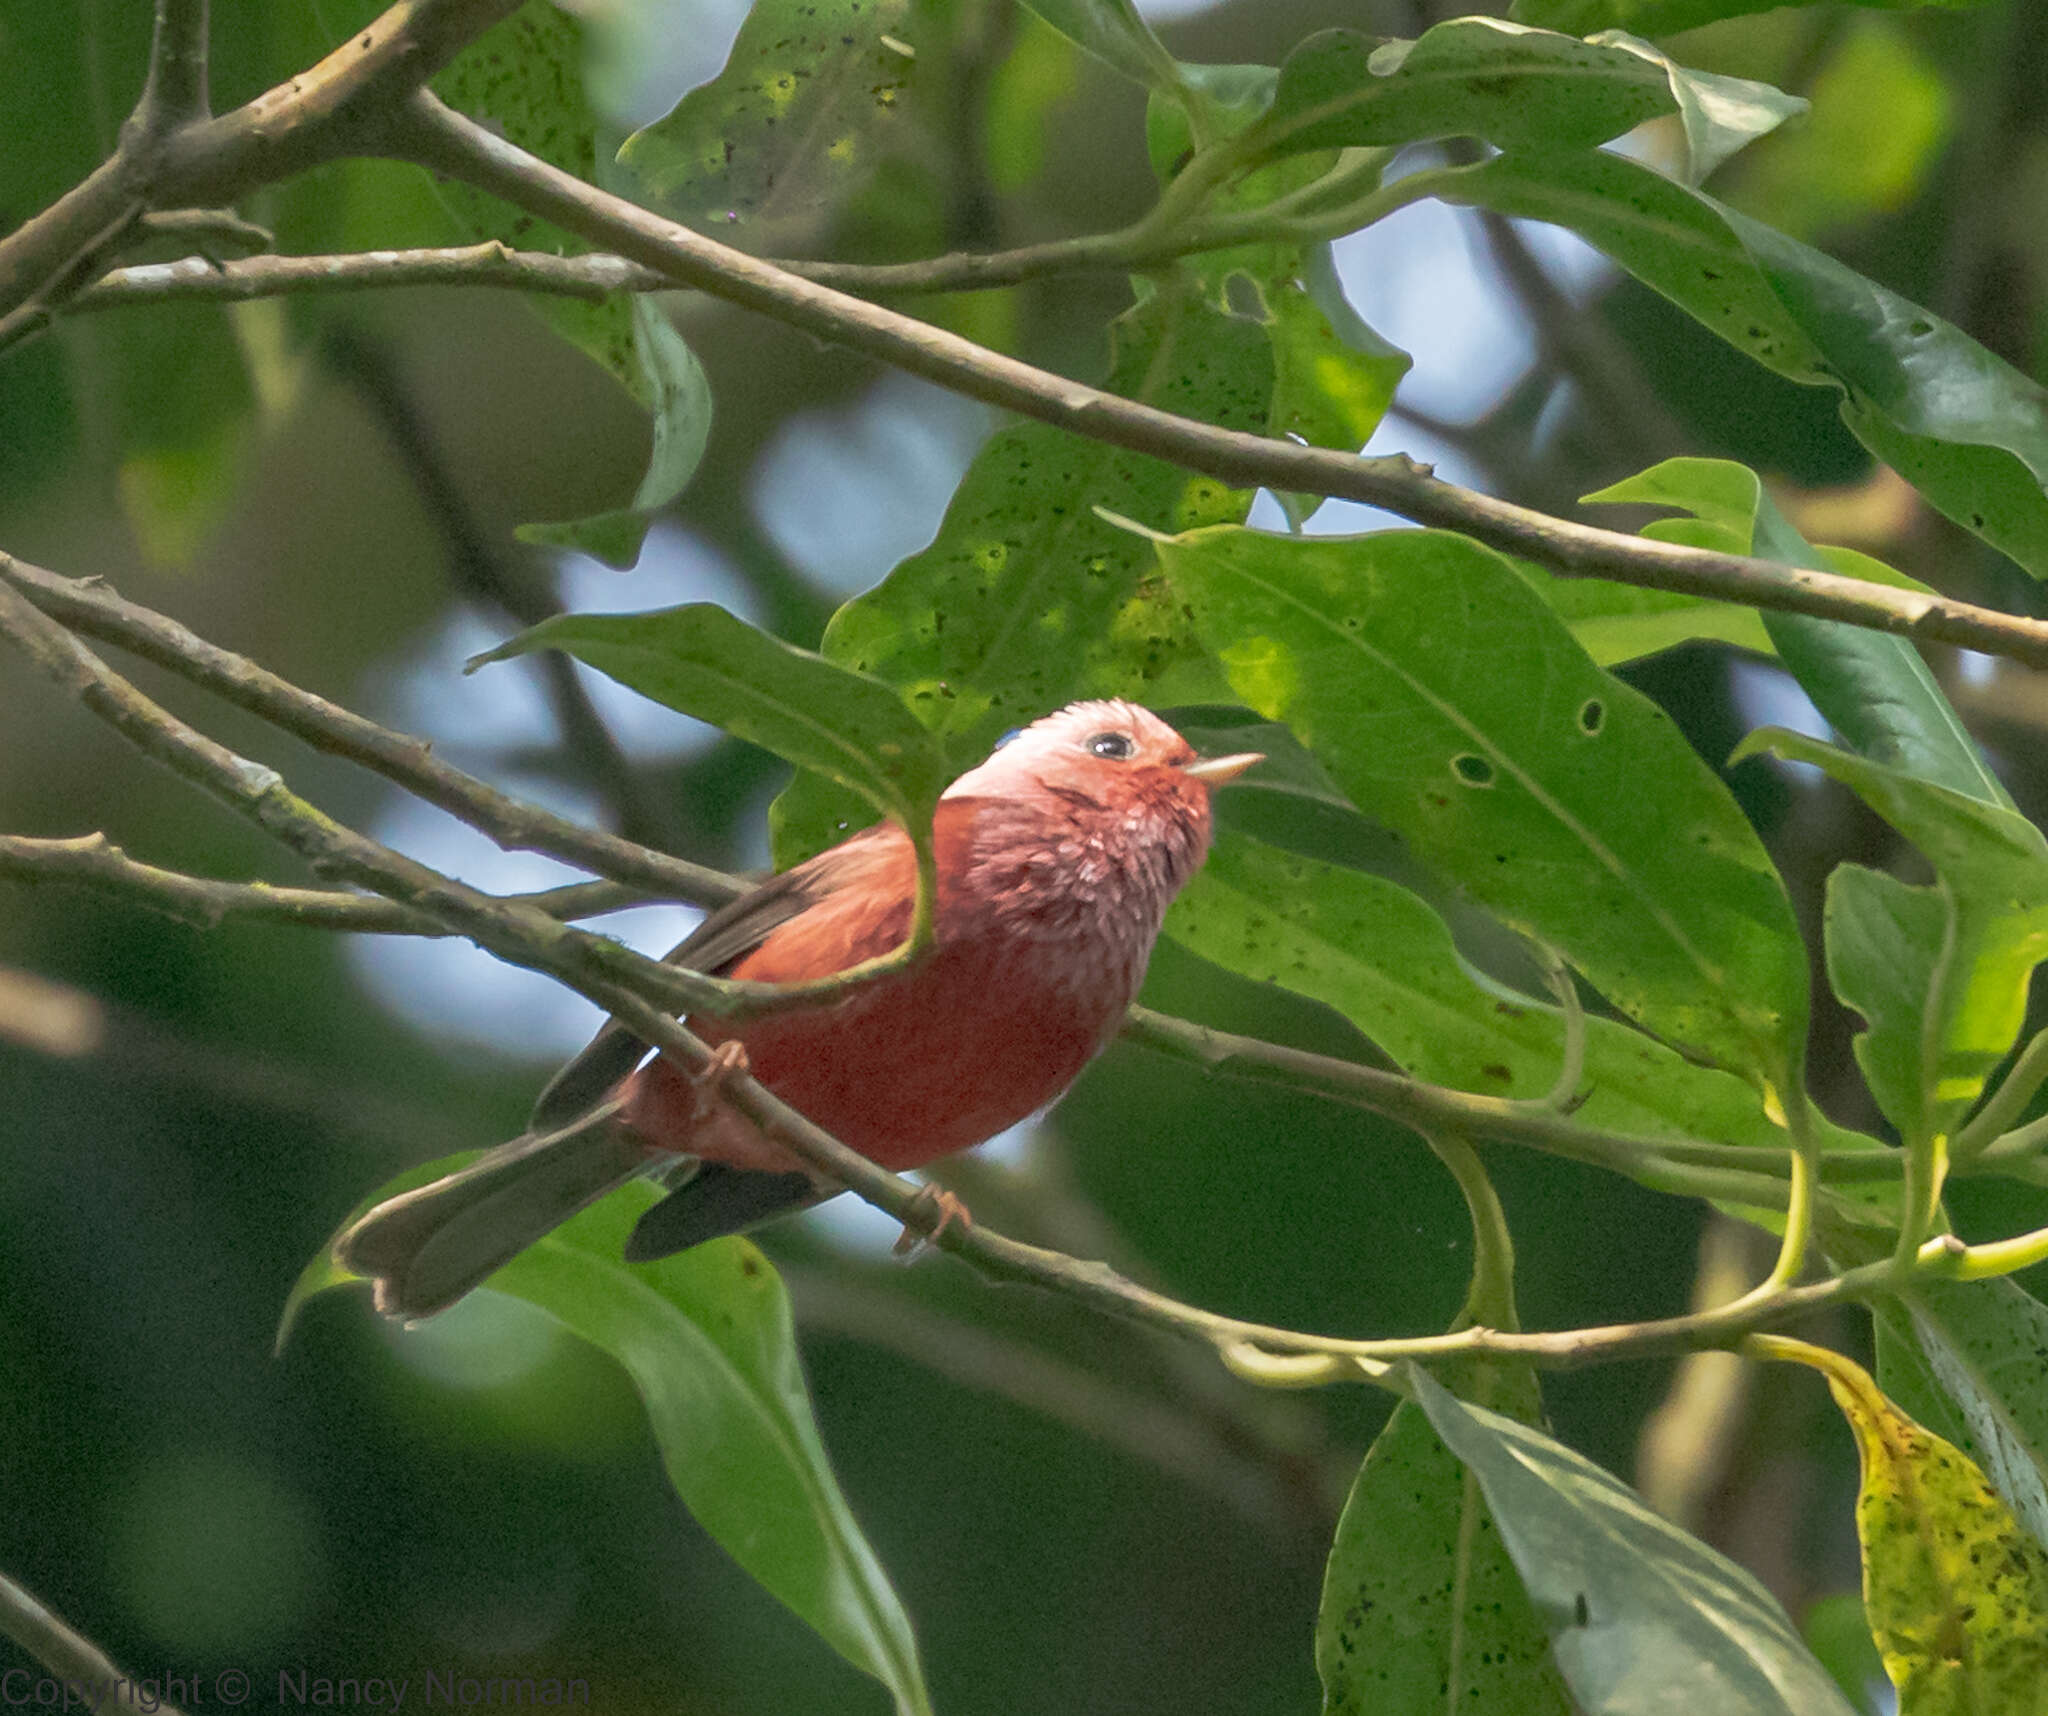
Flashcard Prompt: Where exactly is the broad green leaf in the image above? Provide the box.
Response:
[517,298,714,568]
[1156,525,1808,1086]
[1019,0,1186,101]
[768,278,1270,864]
[1513,0,1995,32]
[1584,457,2005,806]
[1887,1278,2048,1556]
[1170,833,1882,1174]
[1737,729,2048,1144]
[472,605,950,832]
[299,1162,932,1716]
[1411,1366,1857,1715]
[617,0,919,255]
[1319,1389,1570,1716]
[1441,151,2048,577]
[1511,564,1774,664]
[434,3,637,395]
[1762,1337,2048,1715]
[1243,18,1799,181]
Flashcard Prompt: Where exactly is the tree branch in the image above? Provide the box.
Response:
[383,92,2048,673]
[0,833,645,933]
[0,0,521,322]
[0,552,740,911]
[0,1568,184,1716]
[130,0,212,142]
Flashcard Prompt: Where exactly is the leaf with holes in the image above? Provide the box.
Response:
[1412,1367,1858,1715]
[294,1161,932,1716]
[618,0,920,256]
[1156,524,1808,1088]
[471,605,949,835]
[1736,728,2048,1145]
[768,277,1271,865]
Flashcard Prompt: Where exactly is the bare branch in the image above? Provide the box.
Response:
[0,1568,185,1716]
[131,0,212,141]
[0,833,647,933]
[0,552,740,910]
[386,92,2048,674]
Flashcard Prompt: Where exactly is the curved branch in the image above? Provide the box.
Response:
[386,93,2048,673]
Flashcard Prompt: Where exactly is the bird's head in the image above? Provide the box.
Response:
[945,699,1262,848]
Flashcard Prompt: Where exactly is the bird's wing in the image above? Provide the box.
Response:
[525,822,905,1131]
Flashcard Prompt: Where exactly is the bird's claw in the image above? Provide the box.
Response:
[892,1186,972,1258]
[688,1039,751,1122]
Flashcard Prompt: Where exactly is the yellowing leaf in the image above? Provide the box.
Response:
[1755,1335,2048,1715]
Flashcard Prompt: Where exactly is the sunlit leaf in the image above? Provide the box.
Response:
[472,604,949,832]
[1411,1366,1857,1715]
[1760,1337,2048,1715]
[617,0,921,255]
[296,1163,933,1716]
[1156,524,1808,1086]
[517,298,714,568]
[1880,1279,2048,1556]
[1736,729,2048,1144]
[1244,18,1799,181]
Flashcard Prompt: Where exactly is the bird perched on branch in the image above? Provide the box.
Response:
[336,699,1260,1319]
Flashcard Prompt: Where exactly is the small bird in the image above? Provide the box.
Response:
[336,699,1260,1319]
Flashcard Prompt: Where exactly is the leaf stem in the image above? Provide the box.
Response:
[1951,1024,2048,1161]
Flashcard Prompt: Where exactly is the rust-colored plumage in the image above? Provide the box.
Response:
[336,700,1259,1318]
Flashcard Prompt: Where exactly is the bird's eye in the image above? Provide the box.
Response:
[1087,731,1136,761]
[993,727,1023,751]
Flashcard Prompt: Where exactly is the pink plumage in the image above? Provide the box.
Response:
[336,699,1259,1318]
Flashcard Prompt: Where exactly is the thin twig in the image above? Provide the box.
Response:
[0,1568,185,1716]
[0,551,740,910]
[130,0,212,142]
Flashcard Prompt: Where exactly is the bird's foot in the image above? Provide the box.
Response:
[892,1185,973,1257]
[688,1039,751,1122]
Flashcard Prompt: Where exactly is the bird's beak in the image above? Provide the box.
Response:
[1182,751,1264,785]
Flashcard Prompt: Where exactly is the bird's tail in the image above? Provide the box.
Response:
[334,1101,656,1321]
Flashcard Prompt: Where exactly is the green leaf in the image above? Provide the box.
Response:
[299,1163,932,1716]
[472,605,950,832]
[1887,1278,2048,1556]
[1245,18,1799,181]
[1511,0,1996,30]
[1737,728,2048,1144]
[617,0,919,254]
[1156,524,1808,1087]
[1019,0,1187,100]
[517,298,714,568]
[769,278,1271,865]
[434,3,638,395]
[1766,1338,2048,1716]
[1441,151,2048,577]
[1411,1366,1857,1714]
[1584,457,2006,806]
[1170,833,1880,1169]
[1319,1390,1571,1716]
[1510,563,1775,664]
